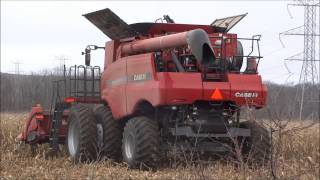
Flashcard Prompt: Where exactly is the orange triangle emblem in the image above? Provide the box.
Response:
[211,88,223,100]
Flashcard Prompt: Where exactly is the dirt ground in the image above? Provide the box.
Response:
[1,112,319,180]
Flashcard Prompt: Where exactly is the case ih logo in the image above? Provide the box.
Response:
[235,92,258,98]
[133,73,147,81]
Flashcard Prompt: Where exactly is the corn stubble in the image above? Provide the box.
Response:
[0,113,319,179]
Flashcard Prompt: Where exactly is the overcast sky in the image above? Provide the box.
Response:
[1,1,319,84]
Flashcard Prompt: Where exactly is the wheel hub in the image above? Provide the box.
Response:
[96,123,104,150]
[124,134,134,160]
[68,120,79,156]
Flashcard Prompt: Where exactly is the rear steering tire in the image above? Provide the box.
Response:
[94,105,122,161]
[122,116,160,169]
[66,104,97,162]
[240,120,271,164]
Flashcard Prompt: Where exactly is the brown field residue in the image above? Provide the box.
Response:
[0,112,319,179]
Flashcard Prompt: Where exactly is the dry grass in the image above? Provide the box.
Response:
[0,112,319,180]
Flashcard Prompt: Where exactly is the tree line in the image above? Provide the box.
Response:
[1,72,319,120]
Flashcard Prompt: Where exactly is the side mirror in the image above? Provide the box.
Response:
[85,53,91,66]
[82,48,91,66]
[82,45,104,66]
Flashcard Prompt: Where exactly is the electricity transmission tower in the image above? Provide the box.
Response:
[280,0,320,120]
[12,61,22,75]
[55,55,70,74]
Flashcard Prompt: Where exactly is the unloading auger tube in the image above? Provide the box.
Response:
[120,29,216,69]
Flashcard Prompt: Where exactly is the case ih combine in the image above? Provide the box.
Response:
[17,8,270,168]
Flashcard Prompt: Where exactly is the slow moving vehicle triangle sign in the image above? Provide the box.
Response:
[211,88,223,100]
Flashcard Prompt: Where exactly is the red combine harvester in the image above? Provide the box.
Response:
[17,8,270,168]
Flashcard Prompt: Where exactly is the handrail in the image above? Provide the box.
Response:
[203,35,263,81]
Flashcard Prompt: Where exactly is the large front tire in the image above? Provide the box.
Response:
[66,104,97,162]
[122,116,160,169]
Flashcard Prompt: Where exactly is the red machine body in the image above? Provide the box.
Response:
[103,61,267,119]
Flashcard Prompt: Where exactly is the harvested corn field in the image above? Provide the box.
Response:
[1,112,319,179]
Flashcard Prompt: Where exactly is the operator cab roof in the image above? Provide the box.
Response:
[83,8,247,40]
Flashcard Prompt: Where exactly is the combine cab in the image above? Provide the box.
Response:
[17,8,270,168]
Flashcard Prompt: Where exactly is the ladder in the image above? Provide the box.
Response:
[49,102,69,151]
